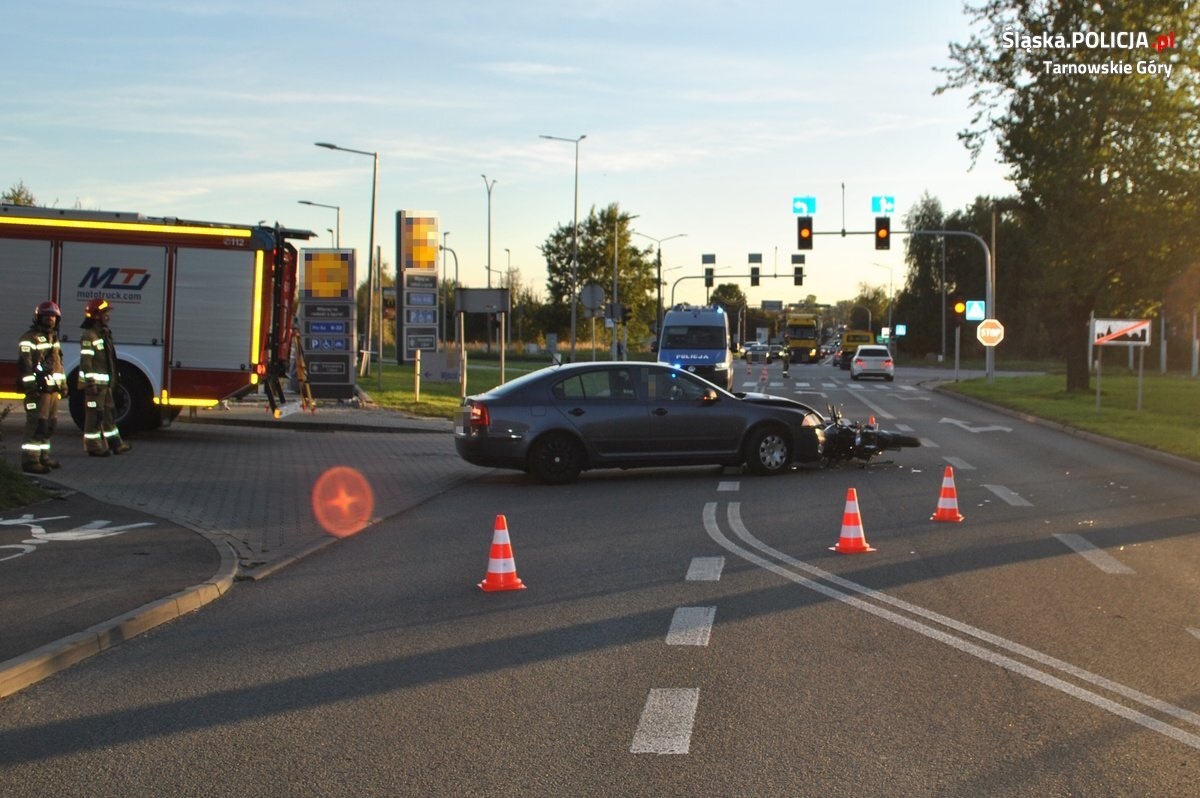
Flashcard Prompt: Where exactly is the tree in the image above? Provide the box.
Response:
[709,283,746,313]
[540,203,657,350]
[2,180,36,206]
[938,0,1200,389]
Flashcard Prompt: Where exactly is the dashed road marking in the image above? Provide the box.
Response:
[717,481,740,492]
[919,438,940,448]
[943,456,976,471]
[983,484,1033,506]
[1052,533,1135,574]
[666,607,716,646]
[631,688,700,754]
[706,502,1200,752]
[686,556,725,581]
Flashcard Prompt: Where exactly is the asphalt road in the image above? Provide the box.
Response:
[1,362,1198,797]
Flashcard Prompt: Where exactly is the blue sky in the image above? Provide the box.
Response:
[6,0,1013,309]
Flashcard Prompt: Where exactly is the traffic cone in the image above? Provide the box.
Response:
[478,514,526,591]
[830,488,876,554]
[931,466,965,522]
[760,366,768,383]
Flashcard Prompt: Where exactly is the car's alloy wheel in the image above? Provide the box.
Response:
[746,426,791,476]
[529,432,585,484]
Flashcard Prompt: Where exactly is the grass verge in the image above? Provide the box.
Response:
[941,371,1200,463]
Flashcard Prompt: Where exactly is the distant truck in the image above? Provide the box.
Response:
[0,204,311,433]
[837,328,875,369]
[784,308,821,363]
[654,303,735,390]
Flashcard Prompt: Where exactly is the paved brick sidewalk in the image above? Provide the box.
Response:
[2,400,483,578]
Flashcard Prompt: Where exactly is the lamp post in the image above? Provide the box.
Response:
[872,262,894,345]
[612,212,638,360]
[481,175,496,353]
[539,134,586,361]
[315,142,378,385]
[297,200,340,247]
[441,231,450,348]
[440,244,459,349]
[633,231,686,334]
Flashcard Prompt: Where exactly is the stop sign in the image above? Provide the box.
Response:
[976,318,1005,347]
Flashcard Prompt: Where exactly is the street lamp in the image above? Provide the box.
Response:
[440,244,459,348]
[315,142,378,385]
[539,133,586,361]
[297,200,341,247]
[872,262,895,344]
[633,231,687,334]
[326,228,335,247]
[482,175,496,353]
[612,212,638,360]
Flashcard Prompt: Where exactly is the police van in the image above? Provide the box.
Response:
[654,303,735,390]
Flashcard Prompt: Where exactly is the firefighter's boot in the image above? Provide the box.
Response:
[22,461,49,474]
[109,440,131,455]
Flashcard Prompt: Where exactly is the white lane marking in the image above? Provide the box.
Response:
[631,688,700,754]
[796,382,811,388]
[983,484,1033,507]
[940,417,1013,433]
[703,502,1200,750]
[895,424,914,432]
[900,385,918,391]
[846,388,894,420]
[1188,628,1200,642]
[821,382,838,389]
[717,481,740,492]
[666,607,716,646]
[686,556,725,581]
[943,456,976,471]
[919,438,940,448]
[1052,533,1135,575]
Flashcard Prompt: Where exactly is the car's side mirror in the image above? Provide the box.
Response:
[703,388,720,403]
[650,341,659,353]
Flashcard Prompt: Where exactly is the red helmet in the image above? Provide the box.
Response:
[36,300,62,318]
[85,298,111,319]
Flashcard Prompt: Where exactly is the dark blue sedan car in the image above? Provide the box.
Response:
[454,361,826,484]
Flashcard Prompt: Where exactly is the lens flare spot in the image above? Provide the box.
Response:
[312,466,375,538]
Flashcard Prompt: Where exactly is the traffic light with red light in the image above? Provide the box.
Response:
[875,217,890,250]
[797,216,813,250]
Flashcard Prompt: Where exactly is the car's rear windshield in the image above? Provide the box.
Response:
[858,347,890,357]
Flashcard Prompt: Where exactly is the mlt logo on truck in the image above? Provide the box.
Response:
[76,267,151,303]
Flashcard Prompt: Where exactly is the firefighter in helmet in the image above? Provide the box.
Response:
[17,301,68,474]
[78,298,131,457]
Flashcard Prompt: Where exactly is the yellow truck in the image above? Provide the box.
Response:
[784,308,821,363]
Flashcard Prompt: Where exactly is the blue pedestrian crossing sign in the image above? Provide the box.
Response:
[792,196,817,214]
[871,196,895,214]
[965,300,985,321]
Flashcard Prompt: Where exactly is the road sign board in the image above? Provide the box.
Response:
[976,318,1004,347]
[792,196,817,214]
[1092,318,1151,347]
[871,195,895,213]
[965,300,985,321]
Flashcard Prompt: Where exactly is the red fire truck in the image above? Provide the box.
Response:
[0,204,310,433]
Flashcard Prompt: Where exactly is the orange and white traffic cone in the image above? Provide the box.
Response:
[930,466,965,522]
[760,366,768,384]
[830,487,875,554]
[478,514,527,591]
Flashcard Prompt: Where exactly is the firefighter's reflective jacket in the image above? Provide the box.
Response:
[78,324,119,391]
[17,325,66,396]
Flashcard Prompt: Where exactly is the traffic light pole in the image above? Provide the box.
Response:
[814,228,995,383]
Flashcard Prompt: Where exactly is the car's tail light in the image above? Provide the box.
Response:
[884,359,893,367]
[855,358,865,367]
[469,402,490,430]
